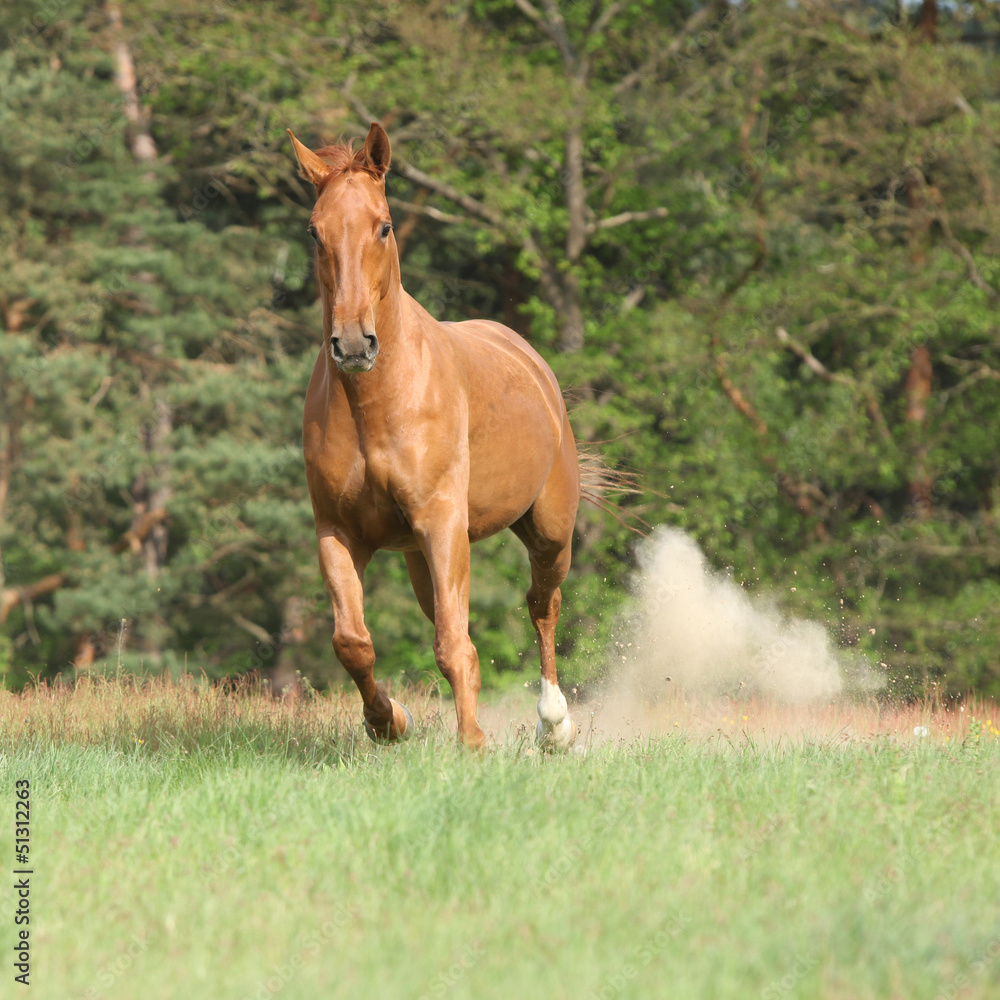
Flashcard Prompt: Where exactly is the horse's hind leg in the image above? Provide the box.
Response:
[318,532,412,742]
[512,510,578,751]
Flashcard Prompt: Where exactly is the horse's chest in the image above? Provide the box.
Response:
[308,446,416,547]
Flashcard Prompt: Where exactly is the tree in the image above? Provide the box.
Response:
[2,0,999,697]
[0,0,317,682]
[332,0,688,353]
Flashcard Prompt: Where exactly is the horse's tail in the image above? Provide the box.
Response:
[577,444,647,536]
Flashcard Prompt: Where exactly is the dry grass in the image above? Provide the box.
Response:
[576,689,1000,746]
[1,672,997,753]
[477,685,1000,750]
[0,673,446,756]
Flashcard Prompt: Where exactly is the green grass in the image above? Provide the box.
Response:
[1,680,999,999]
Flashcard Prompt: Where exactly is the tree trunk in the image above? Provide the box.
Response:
[0,410,13,598]
[269,595,310,697]
[106,0,158,165]
[556,270,586,353]
[557,96,587,354]
[141,398,173,578]
[107,2,170,666]
[917,0,937,44]
[905,345,933,518]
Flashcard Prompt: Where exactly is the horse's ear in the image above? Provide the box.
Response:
[363,122,391,177]
[287,130,332,190]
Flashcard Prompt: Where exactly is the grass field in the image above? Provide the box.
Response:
[2,677,999,1000]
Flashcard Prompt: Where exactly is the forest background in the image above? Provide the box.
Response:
[1,0,998,698]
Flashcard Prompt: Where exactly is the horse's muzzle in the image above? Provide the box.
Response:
[331,331,379,374]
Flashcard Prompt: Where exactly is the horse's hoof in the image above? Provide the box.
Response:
[363,698,413,743]
[536,678,575,750]
[536,714,576,751]
[393,699,414,740]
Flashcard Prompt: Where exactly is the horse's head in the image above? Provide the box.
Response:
[288,123,395,374]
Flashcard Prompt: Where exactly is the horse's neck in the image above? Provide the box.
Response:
[328,279,418,411]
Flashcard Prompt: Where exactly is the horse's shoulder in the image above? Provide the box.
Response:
[439,319,563,406]
[441,318,538,360]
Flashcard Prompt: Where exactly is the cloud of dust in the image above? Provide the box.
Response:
[595,528,882,722]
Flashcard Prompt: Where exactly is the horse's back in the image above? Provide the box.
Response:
[440,318,566,418]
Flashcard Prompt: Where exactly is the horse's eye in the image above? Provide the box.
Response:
[380,222,392,239]
[307,225,320,243]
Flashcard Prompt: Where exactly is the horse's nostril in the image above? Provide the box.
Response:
[330,330,377,367]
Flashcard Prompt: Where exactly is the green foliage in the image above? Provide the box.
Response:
[1,0,999,697]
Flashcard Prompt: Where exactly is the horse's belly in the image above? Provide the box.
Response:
[466,446,554,540]
[467,499,532,542]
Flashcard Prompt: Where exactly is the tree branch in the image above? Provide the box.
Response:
[0,574,67,626]
[614,3,718,94]
[231,612,274,648]
[343,88,574,315]
[113,507,168,555]
[342,89,507,230]
[537,0,577,71]
[388,198,488,228]
[941,228,1000,302]
[713,358,769,438]
[394,159,508,228]
[587,206,669,234]
[938,356,1000,403]
[590,0,626,40]
[344,90,577,341]
[776,327,846,384]
[513,0,544,26]
[776,327,892,443]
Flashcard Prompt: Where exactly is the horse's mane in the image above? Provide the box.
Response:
[313,138,382,187]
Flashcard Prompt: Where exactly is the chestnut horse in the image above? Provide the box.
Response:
[288,122,578,749]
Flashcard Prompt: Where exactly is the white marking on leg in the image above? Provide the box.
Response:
[537,678,567,724]
[536,678,576,749]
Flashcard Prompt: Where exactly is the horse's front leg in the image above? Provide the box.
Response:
[317,532,412,742]
[410,509,486,749]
